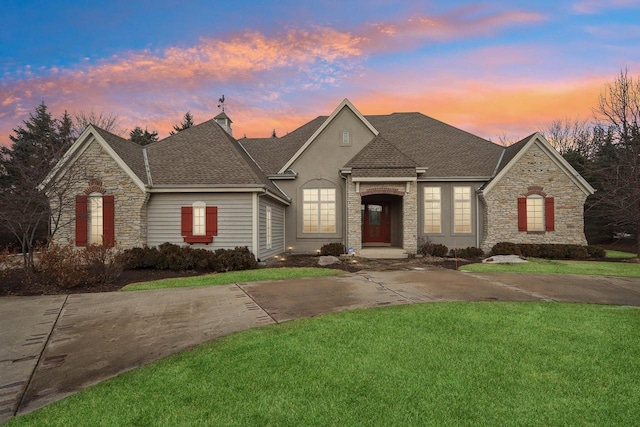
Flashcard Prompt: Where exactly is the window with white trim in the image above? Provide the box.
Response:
[424,187,442,233]
[266,206,272,249]
[192,201,206,236]
[89,193,103,244]
[303,188,336,233]
[341,131,351,146]
[526,195,544,232]
[453,186,471,233]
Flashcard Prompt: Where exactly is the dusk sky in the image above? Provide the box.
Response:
[1,0,639,147]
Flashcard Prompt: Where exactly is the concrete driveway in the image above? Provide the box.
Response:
[2,267,640,424]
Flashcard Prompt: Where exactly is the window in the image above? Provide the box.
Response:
[75,193,114,247]
[424,187,441,233]
[181,202,218,244]
[266,206,272,249]
[303,188,336,233]
[341,131,351,146]
[518,195,554,232]
[193,201,206,236]
[89,193,104,244]
[453,186,471,233]
[526,196,544,231]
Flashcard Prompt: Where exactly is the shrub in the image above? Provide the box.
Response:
[320,243,345,256]
[491,242,598,260]
[490,242,522,256]
[120,246,161,270]
[120,243,257,272]
[217,246,258,272]
[452,247,485,259]
[37,243,88,288]
[418,238,448,257]
[82,244,123,284]
[586,245,606,259]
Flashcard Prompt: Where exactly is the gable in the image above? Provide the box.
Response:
[482,133,594,196]
[40,125,147,193]
[278,99,378,174]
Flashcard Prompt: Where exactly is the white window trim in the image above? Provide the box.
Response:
[453,186,472,234]
[341,131,351,146]
[302,188,337,234]
[424,187,442,234]
[89,192,103,245]
[192,201,206,236]
[526,195,545,232]
[266,206,272,249]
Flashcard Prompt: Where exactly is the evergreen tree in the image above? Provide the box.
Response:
[129,126,159,145]
[0,102,74,268]
[170,111,194,135]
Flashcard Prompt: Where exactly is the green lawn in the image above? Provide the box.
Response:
[122,267,344,291]
[462,258,640,277]
[8,303,640,426]
[606,249,638,259]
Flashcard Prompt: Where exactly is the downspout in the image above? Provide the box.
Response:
[339,170,349,253]
[252,192,259,260]
[476,191,480,248]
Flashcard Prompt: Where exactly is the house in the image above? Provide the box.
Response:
[41,99,595,260]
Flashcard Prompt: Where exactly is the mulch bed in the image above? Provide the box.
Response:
[0,255,472,297]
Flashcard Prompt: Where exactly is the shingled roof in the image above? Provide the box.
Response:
[144,119,285,197]
[240,116,326,174]
[242,111,505,178]
[93,126,148,185]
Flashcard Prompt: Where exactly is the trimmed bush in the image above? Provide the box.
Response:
[452,247,485,259]
[320,243,345,256]
[490,242,522,256]
[490,242,602,260]
[586,246,606,259]
[418,238,448,257]
[120,243,257,272]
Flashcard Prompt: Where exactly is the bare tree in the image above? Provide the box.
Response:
[541,118,594,157]
[74,110,122,138]
[591,69,640,255]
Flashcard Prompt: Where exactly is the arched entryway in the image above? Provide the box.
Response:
[361,194,403,247]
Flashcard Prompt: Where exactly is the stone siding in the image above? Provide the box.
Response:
[49,138,149,249]
[346,178,417,254]
[481,142,588,251]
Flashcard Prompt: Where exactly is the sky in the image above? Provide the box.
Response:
[1,0,639,147]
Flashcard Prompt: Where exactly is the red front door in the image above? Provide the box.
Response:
[362,203,391,243]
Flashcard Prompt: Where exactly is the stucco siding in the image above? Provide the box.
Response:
[259,197,285,260]
[417,181,485,250]
[481,142,588,251]
[147,193,254,250]
[279,106,377,253]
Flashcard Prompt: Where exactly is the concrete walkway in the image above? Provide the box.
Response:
[2,267,640,423]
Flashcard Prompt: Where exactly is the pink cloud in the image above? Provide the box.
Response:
[572,0,640,14]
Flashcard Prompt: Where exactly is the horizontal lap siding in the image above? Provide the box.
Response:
[147,193,253,250]
[259,198,285,260]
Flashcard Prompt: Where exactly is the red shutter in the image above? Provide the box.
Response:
[206,206,218,236]
[103,195,115,247]
[75,195,88,247]
[181,207,193,236]
[545,197,555,232]
[517,197,527,232]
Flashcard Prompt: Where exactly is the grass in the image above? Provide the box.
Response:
[462,258,640,277]
[122,267,345,291]
[8,302,640,426]
[606,249,638,259]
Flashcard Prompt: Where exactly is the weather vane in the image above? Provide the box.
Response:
[218,95,225,112]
